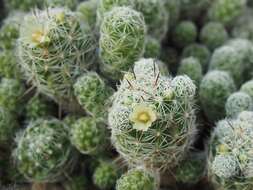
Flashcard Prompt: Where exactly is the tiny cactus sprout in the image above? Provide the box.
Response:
[225,92,253,118]
[208,0,247,25]
[199,70,236,122]
[70,117,107,155]
[200,22,228,51]
[18,8,97,105]
[0,107,18,145]
[241,80,253,99]
[116,168,157,190]
[182,43,211,71]
[93,161,120,189]
[173,21,197,48]
[109,58,197,170]
[209,46,244,86]
[0,78,25,112]
[177,57,203,86]
[144,36,161,58]
[99,6,146,80]
[14,119,75,182]
[74,72,114,118]
[209,111,253,190]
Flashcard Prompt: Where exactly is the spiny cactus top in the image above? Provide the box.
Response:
[116,168,157,190]
[209,111,253,190]
[14,119,75,182]
[18,8,97,104]
[99,6,146,80]
[74,72,114,118]
[199,70,236,122]
[109,58,197,170]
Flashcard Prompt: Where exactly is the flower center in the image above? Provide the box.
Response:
[138,112,150,123]
[32,30,45,44]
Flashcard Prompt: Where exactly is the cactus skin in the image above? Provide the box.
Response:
[241,80,253,100]
[144,36,161,58]
[178,57,203,85]
[18,8,97,105]
[99,6,146,80]
[163,0,181,28]
[0,107,18,145]
[225,92,253,118]
[70,117,107,155]
[25,95,54,120]
[173,21,197,48]
[182,43,211,71]
[45,0,78,10]
[14,119,75,182]
[0,78,25,112]
[4,0,42,11]
[0,50,22,79]
[77,0,98,30]
[74,72,113,117]
[116,168,157,190]
[93,161,119,189]
[200,22,228,51]
[208,111,253,190]
[209,46,244,86]
[208,0,246,25]
[199,71,236,122]
[109,58,197,170]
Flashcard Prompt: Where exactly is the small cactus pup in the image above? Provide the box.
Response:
[241,80,253,99]
[182,43,211,71]
[208,46,244,87]
[116,168,158,190]
[13,119,75,182]
[144,36,161,58]
[70,117,108,155]
[0,107,18,146]
[93,161,120,189]
[225,92,253,118]
[177,57,203,86]
[208,111,253,190]
[77,0,98,30]
[45,0,78,10]
[109,58,197,170]
[0,78,25,112]
[199,71,236,122]
[172,21,197,48]
[99,6,146,80]
[18,8,97,108]
[200,22,228,51]
[74,72,114,118]
[208,0,247,26]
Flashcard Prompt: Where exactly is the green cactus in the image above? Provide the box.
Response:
[200,22,228,51]
[241,80,253,99]
[209,46,244,86]
[116,168,157,190]
[70,117,107,155]
[4,0,43,11]
[163,0,181,28]
[18,8,97,106]
[74,72,114,118]
[63,175,89,190]
[14,119,75,182]
[208,0,247,25]
[109,58,197,170]
[144,36,161,58]
[0,78,25,112]
[208,111,253,190]
[93,161,119,189]
[173,21,197,48]
[178,57,203,86]
[182,43,211,71]
[99,6,146,80]
[45,0,78,10]
[225,92,253,117]
[199,70,236,122]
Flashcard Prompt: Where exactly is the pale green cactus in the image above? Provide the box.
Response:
[241,80,253,99]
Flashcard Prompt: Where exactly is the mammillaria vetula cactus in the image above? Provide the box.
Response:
[14,119,75,182]
[18,8,97,107]
[109,58,197,170]
[99,6,146,80]
[209,111,253,190]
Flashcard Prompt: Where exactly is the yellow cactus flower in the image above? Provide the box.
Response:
[129,104,157,131]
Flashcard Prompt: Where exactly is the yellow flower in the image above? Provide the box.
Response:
[129,104,157,131]
[31,30,50,45]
